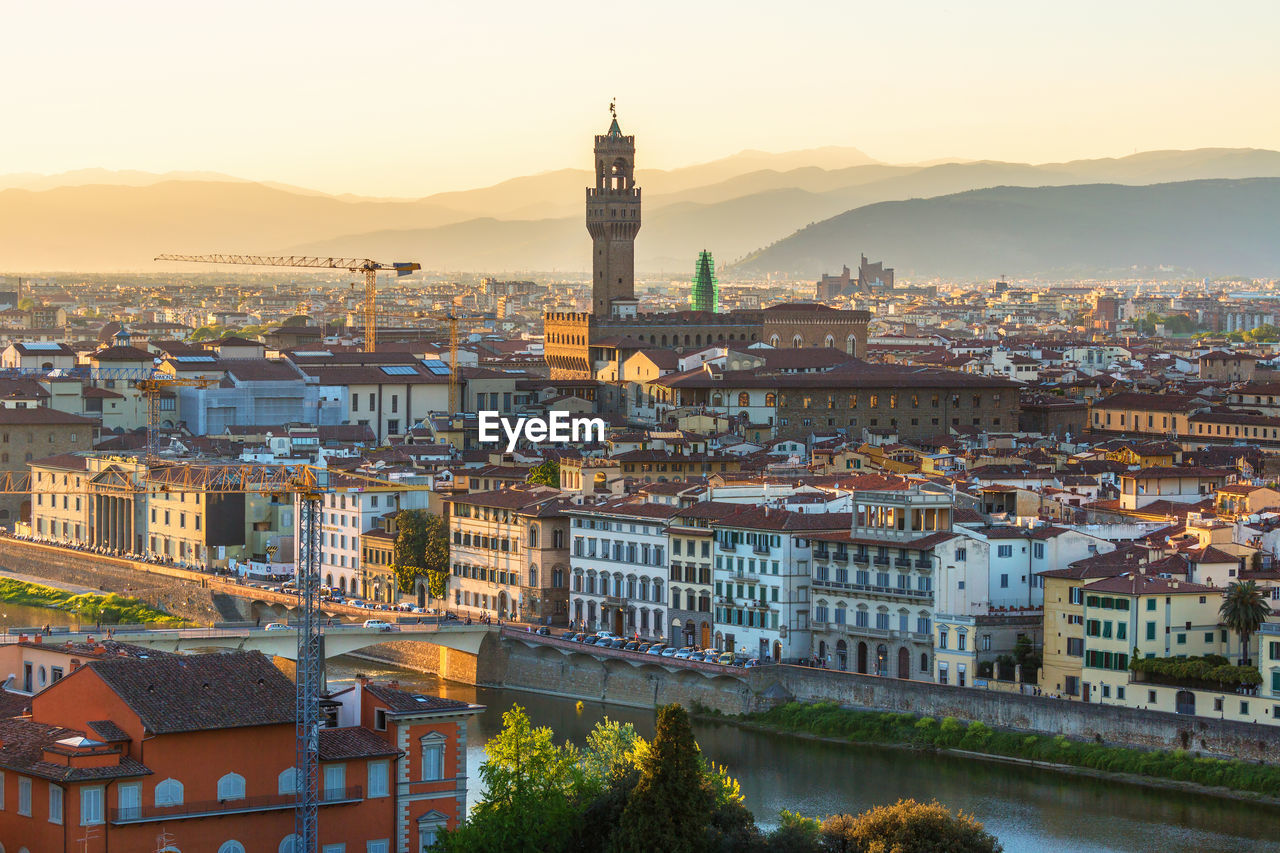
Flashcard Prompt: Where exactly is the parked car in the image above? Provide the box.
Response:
[606,638,625,649]
[595,630,619,640]
[536,626,552,636]
[646,644,666,655]
[583,635,601,645]
[717,652,736,666]
[674,647,694,659]
[744,658,765,668]
[263,622,290,631]
[571,633,587,643]
[623,641,641,651]
[637,642,652,653]
[660,647,678,657]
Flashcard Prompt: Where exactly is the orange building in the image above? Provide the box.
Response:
[0,649,480,852]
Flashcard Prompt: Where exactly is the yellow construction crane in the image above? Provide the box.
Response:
[156,254,422,353]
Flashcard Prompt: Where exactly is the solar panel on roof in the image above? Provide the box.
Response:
[380,365,419,376]
[21,342,63,351]
[173,355,217,363]
[421,360,451,376]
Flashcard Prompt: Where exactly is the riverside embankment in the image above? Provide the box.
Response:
[353,627,1280,766]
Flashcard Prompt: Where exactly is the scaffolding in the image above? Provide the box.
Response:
[689,249,719,313]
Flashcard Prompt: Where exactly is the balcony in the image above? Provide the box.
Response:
[810,576,931,600]
[832,551,849,563]
[111,785,364,824]
[872,556,889,566]
[894,558,911,569]
[914,559,932,569]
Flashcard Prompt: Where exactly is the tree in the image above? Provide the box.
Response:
[436,704,584,853]
[393,509,450,599]
[527,459,560,487]
[841,799,1001,853]
[766,811,822,853]
[612,704,714,853]
[1219,580,1272,664]
[581,717,645,784]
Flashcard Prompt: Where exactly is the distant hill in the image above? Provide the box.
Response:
[4,149,1280,273]
[731,179,1280,278]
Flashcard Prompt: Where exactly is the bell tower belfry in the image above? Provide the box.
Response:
[587,101,641,317]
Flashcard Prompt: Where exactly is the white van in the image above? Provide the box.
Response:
[363,619,394,631]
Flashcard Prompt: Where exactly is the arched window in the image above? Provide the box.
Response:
[279,836,299,853]
[528,566,538,587]
[769,335,780,348]
[737,392,750,407]
[218,843,246,853]
[792,335,803,348]
[155,778,184,807]
[528,525,539,548]
[217,772,245,801]
[765,393,777,407]
[278,767,298,795]
[652,579,662,602]
[824,334,835,348]
[847,334,857,355]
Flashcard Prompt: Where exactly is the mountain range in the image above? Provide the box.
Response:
[732,178,1280,279]
[2,148,1279,275]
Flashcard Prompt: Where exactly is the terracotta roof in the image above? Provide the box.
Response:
[87,651,295,734]
[0,717,151,782]
[0,407,95,425]
[363,683,475,715]
[1085,572,1218,595]
[318,726,402,761]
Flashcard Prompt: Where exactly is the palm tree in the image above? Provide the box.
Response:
[1219,580,1272,665]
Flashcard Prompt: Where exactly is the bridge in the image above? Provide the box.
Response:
[4,620,494,660]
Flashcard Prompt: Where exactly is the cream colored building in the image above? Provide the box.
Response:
[447,486,569,624]
[1080,571,1224,704]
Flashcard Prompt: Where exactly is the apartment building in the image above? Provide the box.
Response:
[1080,572,1222,704]
[449,486,568,624]
[711,507,849,661]
[306,482,430,598]
[0,407,96,525]
[665,501,741,648]
[809,489,951,678]
[1038,547,1151,699]
[0,650,481,852]
[568,499,677,638]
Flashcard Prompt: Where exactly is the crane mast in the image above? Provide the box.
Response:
[156,254,421,352]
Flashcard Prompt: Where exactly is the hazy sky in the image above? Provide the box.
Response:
[4,0,1278,196]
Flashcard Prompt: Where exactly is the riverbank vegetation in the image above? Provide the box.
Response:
[0,578,184,626]
[434,702,1000,853]
[736,702,1280,797]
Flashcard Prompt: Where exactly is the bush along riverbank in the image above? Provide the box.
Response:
[0,578,185,626]
[729,701,1280,798]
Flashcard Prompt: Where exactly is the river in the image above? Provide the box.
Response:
[328,656,1280,853]
[4,596,1277,853]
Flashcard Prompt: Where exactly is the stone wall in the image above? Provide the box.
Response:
[759,665,1280,762]
[0,539,231,624]
[396,632,1280,763]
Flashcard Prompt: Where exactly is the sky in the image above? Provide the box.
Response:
[3,0,1279,197]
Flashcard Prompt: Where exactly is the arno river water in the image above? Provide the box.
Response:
[6,602,1277,853]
